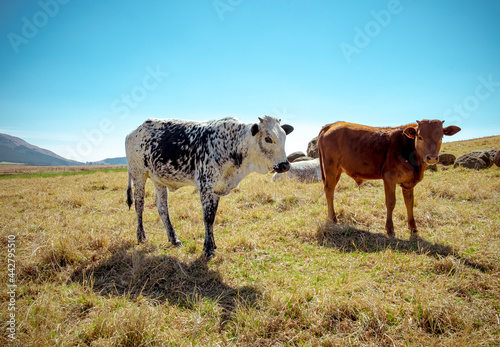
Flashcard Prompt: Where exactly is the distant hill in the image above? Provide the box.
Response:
[0,133,83,166]
[441,135,500,157]
[87,157,127,165]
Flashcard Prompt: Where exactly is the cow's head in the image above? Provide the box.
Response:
[250,116,294,173]
[403,120,461,165]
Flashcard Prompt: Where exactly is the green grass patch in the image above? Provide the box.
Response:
[0,167,127,179]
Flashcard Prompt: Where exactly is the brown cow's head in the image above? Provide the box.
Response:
[403,120,461,165]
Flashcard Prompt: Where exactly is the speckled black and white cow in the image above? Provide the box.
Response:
[125,116,294,258]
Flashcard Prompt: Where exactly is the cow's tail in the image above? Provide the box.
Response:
[126,170,133,210]
[318,125,328,183]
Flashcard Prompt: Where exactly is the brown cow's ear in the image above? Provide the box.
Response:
[281,124,294,135]
[251,123,259,136]
[443,125,461,136]
[403,127,417,139]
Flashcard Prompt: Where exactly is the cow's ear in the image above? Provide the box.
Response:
[443,125,461,136]
[282,124,294,135]
[251,123,259,136]
[403,126,417,139]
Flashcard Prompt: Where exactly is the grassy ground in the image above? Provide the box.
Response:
[1,139,499,346]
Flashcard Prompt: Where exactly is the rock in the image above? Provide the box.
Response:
[426,164,438,172]
[438,153,456,166]
[454,150,495,170]
[307,136,319,159]
[293,156,315,162]
[494,150,500,168]
[287,151,306,163]
[483,148,499,160]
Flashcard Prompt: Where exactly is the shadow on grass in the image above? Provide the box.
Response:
[71,244,261,319]
[317,223,495,272]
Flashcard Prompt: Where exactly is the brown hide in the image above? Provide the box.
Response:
[318,120,460,236]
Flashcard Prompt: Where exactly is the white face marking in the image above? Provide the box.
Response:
[253,116,289,170]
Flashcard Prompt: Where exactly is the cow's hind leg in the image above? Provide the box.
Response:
[133,175,147,243]
[323,165,342,224]
[383,178,397,237]
[153,182,182,247]
[199,188,220,259]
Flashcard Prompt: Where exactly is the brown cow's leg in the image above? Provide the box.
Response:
[402,187,418,235]
[383,179,396,237]
[324,169,341,223]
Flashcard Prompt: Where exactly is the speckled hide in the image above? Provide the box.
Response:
[272,158,321,183]
[125,116,293,258]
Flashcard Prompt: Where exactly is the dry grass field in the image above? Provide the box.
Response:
[1,137,499,346]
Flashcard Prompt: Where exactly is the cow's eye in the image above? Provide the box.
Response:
[418,136,423,140]
[265,136,273,144]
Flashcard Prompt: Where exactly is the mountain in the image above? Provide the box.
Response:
[87,157,127,165]
[0,133,82,166]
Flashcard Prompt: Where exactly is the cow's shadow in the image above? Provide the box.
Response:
[71,244,261,322]
[317,223,494,272]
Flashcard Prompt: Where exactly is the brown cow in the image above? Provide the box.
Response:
[318,120,461,237]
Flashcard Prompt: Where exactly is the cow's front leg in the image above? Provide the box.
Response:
[383,178,397,237]
[199,189,220,259]
[402,186,418,236]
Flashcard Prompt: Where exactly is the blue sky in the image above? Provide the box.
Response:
[1,0,499,162]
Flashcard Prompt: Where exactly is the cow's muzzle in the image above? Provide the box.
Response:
[425,155,439,165]
[274,161,290,173]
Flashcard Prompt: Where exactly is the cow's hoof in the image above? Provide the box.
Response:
[172,240,183,247]
[387,231,395,238]
[409,232,420,241]
[327,219,338,226]
[204,250,215,260]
